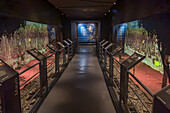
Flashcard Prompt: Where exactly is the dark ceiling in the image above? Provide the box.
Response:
[48,0,117,19]
[48,0,170,23]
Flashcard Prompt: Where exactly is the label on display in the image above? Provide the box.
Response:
[57,42,65,48]
[100,40,105,44]
[29,50,38,57]
[105,43,113,50]
[0,70,7,77]
[68,39,73,43]
[27,48,45,61]
[63,40,70,45]
[47,44,58,51]
[111,47,122,56]
[102,41,109,46]
[0,60,5,66]
[15,77,19,96]
[49,44,54,48]
[121,52,145,70]
[166,89,170,95]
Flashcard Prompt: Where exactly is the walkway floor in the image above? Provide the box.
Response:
[37,46,116,113]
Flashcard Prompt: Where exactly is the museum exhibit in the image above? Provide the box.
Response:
[0,0,169,113]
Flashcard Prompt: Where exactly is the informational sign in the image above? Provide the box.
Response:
[78,24,96,43]
[67,39,73,43]
[100,40,105,44]
[105,43,113,50]
[121,52,145,70]
[111,47,122,56]
[102,41,109,47]
[63,40,70,45]
[57,42,65,48]
[47,44,58,52]
[27,48,45,61]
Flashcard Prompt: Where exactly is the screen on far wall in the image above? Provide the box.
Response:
[78,24,96,43]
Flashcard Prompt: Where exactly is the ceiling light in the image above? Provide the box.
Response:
[114,2,116,5]
[108,10,111,12]
[105,13,107,15]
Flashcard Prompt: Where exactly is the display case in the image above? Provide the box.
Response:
[121,52,145,70]
[0,59,21,113]
[152,85,170,113]
[27,48,47,90]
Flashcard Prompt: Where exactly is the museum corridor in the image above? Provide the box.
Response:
[0,0,170,113]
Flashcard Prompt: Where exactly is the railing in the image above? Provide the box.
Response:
[96,39,154,113]
[19,61,41,113]
[12,39,78,113]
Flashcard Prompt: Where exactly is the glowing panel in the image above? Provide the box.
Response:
[78,24,96,43]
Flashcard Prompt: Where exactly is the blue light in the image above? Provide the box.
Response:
[112,9,117,13]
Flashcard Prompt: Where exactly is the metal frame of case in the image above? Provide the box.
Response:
[0,39,78,113]
[96,39,156,113]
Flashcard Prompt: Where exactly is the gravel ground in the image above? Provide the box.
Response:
[103,56,153,113]
[20,56,68,113]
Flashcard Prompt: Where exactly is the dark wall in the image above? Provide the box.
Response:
[101,12,113,41]
[0,0,62,25]
[112,0,170,25]
[62,16,72,40]
[0,16,24,36]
